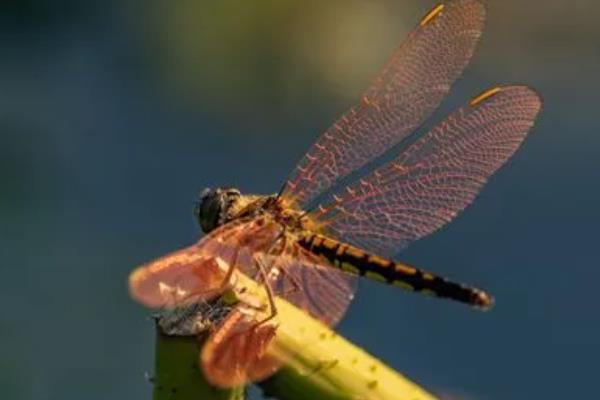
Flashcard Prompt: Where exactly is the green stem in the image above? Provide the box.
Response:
[257,293,437,400]
[153,327,244,400]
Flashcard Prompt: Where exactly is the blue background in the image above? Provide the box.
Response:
[1,1,597,399]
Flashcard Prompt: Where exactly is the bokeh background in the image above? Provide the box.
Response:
[1,0,598,399]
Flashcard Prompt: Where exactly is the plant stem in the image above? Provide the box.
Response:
[153,327,244,400]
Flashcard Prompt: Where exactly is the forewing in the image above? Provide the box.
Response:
[312,86,542,256]
[128,218,283,308]
[201,305,280,388]
[282,0,485,208]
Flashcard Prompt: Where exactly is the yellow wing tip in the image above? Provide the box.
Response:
[420,4,445,27]
[469,86,502,107]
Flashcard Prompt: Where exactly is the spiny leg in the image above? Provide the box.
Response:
[217,247,241,293]
[252,252,278,326]
[250,231,290,326]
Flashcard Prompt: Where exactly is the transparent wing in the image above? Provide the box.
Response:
[128,218,282,308]
[311,86,542,257]
[201,304,280,388]
[282,0,485,208]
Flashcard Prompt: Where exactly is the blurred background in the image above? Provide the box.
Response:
[0,0,598,399]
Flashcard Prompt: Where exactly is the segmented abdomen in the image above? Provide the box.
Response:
[298,233,493,310]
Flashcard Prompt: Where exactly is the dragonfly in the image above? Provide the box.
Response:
[129,0,542,388]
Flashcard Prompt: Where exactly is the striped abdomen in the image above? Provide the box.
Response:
[298,233,493,310]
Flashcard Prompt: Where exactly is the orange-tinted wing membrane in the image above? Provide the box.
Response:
[312,86,542,256]
[201,305,280,388]
[282,0,485,208]
[128,218,282,308]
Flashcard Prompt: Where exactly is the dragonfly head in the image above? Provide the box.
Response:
[195,187,241,233]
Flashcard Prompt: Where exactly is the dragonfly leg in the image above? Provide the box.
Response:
[217,247,240,293]
[250,230,290,326]
[252,253,278,326]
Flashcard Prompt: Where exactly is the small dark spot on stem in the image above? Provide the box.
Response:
[367,380,378,389]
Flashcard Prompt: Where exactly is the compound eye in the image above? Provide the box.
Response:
[201,198,221,233]
[195,189,222,233]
